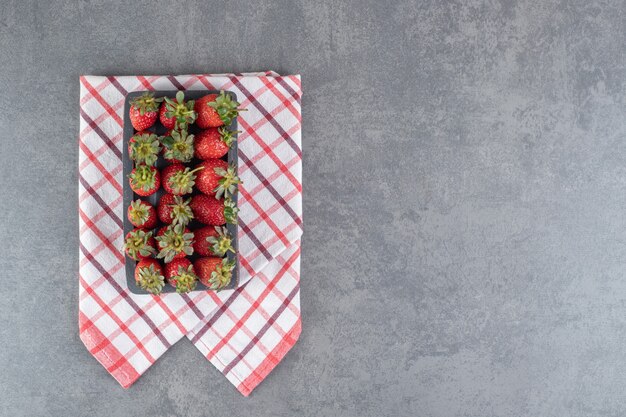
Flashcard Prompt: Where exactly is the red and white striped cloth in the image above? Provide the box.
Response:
[78,72,302,396]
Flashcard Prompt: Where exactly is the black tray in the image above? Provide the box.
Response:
[123,90,239,294]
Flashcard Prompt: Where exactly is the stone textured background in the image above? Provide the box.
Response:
[1,0,625,416]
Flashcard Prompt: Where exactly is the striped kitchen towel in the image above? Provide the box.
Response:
[78,72,302,395]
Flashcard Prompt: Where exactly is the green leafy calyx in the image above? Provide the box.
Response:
[137,264,165,294]
[156,224,194,263]
[214,164,241,199]
[207,90,245,126]
[206,226,235,256]
[129,165,157,192]
[164,91,197,127]
[167,166,203,195]
[223,198,239,225]
[206,258,235,291]
[123,229,154,260]
[170,196,194,227]
[129,199,152,226]
[129,132,161,166]
[130,92,163,115]
[172,265,198,294]
[161,129,195,163]
[218,127,239,147]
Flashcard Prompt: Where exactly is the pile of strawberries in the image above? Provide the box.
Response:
[123,90,244,294]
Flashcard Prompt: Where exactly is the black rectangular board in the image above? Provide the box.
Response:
[123,90,239,294]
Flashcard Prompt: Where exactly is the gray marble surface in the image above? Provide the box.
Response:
[1,0,625,416]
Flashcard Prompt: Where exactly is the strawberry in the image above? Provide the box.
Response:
[157,193,175,224]
[129,165,160,196]
[129,92,163,131]
[194,257,235,290]
[164,257,198,293]
[162,91,197,128]
[190,194,238,225]
[128,132,161,166]
[161,128,195,163]
[157,194,194,226]
[156,224,194,263]
[135,258,165,294]
[194,127,237,159]
[123,228,156,261]
[162,163,203,195]
[127,199,157,229]
[195,159,240,198]
[193,226,235,257]
[195,159,227,195]
[194,90,244,128]
[159,102,176,130]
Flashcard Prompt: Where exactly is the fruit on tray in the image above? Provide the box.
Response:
[124,91,242,293]
[129,92,163,131]
[162,91,197,128]
[195,159,240,198]
[194,257,235,290]
[190,194,239,225]
[193,226,235,257]
[129,165,161,196]
[162,163,203,195]
[194,90,244,128]
[161,128,195,163]
[135,258,165,294]
[124,229,156,261]
[127,199,157,229]
[159,102,176,130]
[213,164,241,199]
[195,159,226,195]
[156,224,194,263]
[157,193,176,224]
[194,127,237,159]
[128,132,161,166]
[164,258,198,293]
[157,194,194,226]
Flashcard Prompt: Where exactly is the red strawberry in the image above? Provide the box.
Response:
[195,159,227,195]
[129,165,160,197]
[162,91,197,128]
[129,92,162,131]
[194,91,244,128]
[157,193,176,224]
[160,129,173,162]
[194,127,237,159]
[162,163,203,195]
[127,130,146,155]
[156,224,194,263]
[157,194,193,226]
[128,131,161,166]
[164,257,191,281]
[195,160,241,198]
[193,226,235,257]
[123,228,156,261]
[159,101,176,129]
[194,257,235,290]
[194,94,221,128]
[190,194,238,225]
[164,257,198,293]
[127,199,157,229]
[161,164,184,193]
[161,128,195,163]
[135,258,165,294]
